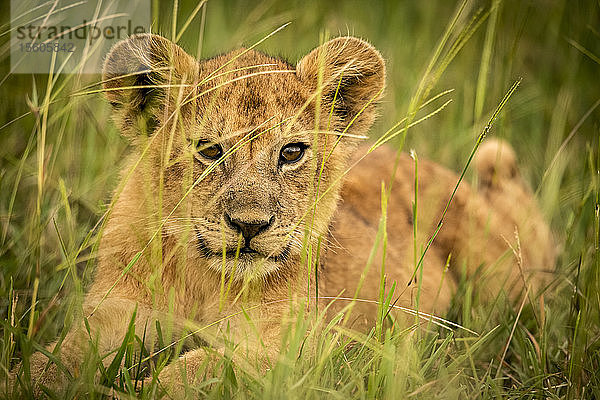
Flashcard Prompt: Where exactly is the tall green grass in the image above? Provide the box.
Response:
[1,0,599,398]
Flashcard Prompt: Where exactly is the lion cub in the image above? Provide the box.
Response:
[17,34,554,396]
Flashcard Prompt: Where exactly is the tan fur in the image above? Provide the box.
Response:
[16,34,554,396]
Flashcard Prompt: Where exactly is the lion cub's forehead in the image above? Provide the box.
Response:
[195,50,313,141]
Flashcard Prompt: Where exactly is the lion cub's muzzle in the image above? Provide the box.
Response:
[224,212,275,253]
[194,209,292,264]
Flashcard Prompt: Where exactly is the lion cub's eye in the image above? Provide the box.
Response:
[196,141,223,160]
[279,143,307,165]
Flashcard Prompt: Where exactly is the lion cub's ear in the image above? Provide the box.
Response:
[296,37,386,134]
[102,34,198,137]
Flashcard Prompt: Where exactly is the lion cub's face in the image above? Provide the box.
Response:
[186,69,324,278]
[102,34,385,280]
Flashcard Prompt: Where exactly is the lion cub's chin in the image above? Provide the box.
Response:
[205,255,282,281]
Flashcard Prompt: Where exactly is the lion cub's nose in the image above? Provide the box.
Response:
[225,213,274,243]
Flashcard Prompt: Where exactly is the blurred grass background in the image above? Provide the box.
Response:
[0,0,599,398]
